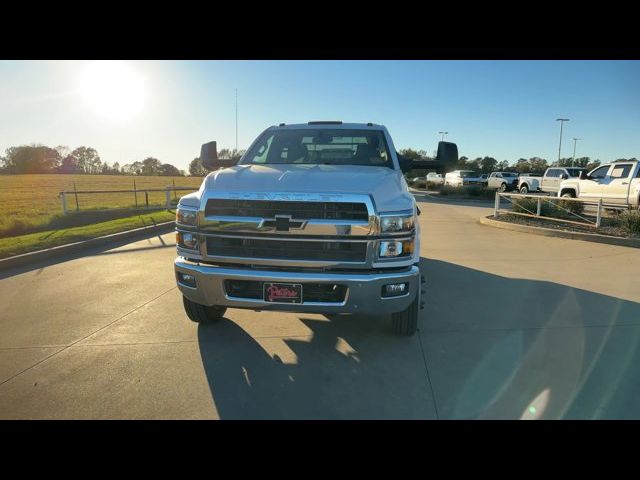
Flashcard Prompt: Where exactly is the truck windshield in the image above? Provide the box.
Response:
[241,129,393,168]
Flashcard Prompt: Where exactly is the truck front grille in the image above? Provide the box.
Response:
[205,199,369,221]
[206,237,367,262]
[225,280,348,303]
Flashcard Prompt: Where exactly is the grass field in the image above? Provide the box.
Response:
[0,210,176,259]
[0,174,203,238]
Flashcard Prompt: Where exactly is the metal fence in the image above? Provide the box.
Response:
[493,192,626,229]
[58,186,196,215]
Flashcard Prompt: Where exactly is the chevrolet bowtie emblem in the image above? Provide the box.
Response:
[261,215,308,232]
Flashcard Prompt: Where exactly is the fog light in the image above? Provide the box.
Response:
[177,272,197,288]
[177,232,199,250]
[382,282,409,298]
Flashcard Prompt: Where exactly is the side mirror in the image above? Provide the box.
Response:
[561,173,569,180]
[435,141,458,165]
[200,141,237,170]
[580,171,589,180]
[397,154,413,173]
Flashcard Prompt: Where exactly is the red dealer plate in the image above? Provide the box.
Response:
[263,283,303,304]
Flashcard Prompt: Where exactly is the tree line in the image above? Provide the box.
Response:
[0,144,187,176]
[2,144,634,177]
[399,148,638,176]
[0,144,248,177]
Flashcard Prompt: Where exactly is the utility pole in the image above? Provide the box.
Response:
[572,137,580,167]
[438,131,448,142]
[556,118,569,166]
[235,88,238,152]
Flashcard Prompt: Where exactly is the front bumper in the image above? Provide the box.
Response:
[175,257,419,315]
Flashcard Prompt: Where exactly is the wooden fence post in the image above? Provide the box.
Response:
[165,188,171,209]
[61,193,67,215]
[74,183,79,212]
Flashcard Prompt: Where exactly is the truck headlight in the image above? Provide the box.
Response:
[379,214,415,233]
[379,239,414,258]
[177,206,197,226]
[177,232,199,250]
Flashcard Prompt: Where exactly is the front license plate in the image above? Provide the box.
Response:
[263,283,303,303]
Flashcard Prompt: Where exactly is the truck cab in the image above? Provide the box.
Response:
[173,122,458,336]
[558,160,640,207]
[518,167,586,194]
[487,171,518,191]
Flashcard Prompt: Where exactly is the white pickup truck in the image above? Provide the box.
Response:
[518,167,587,194]
[558,160,640,208]
[174,121,458,336]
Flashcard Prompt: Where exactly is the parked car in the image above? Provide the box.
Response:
[444,170,482,186]
[174,121,458,337]
[487,171,519,192]
[518,167,587,194]
[558,160,640,207]
[411,176,426,188]
[426,172,444,185]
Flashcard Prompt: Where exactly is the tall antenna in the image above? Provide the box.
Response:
[235,88,238,151]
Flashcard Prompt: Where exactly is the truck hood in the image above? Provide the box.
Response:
[203,164,414,212]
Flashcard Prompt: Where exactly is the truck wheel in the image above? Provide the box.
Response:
[392,288,420,337]
[182,296,227,323]
[520,185,529,194]
[561,191,575,198]
[498,183,507,192]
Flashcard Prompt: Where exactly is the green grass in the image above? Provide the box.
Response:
[0,210,176,259]
[614,210,640,236]
[511,197,585,219]
[0,174,202,237]
[438,185,496,200]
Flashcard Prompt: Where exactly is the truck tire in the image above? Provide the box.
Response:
[392,288,420,337]
[498,183,507,192]
[520,184,529,194]
[182,296,227,323]
[561,191,575,198]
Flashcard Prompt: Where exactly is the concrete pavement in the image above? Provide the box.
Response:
[1,195,639,419]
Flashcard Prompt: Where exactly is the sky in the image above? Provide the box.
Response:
[1,60,640,171]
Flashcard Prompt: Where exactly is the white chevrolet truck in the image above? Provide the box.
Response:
[174,121,457,336]
[518,167,587,194]
[557,160,640,207]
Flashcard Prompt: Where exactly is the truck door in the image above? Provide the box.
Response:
[488,173,499,189]
[580,165,611,199]
[542,169,560,193]
[602,163,634,204]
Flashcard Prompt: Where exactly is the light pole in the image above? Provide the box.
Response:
[556,118,569,166]
[438,131,448,142]
[572,138,580,167]
[235,88,238,152]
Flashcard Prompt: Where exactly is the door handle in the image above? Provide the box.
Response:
[622,182,629,185]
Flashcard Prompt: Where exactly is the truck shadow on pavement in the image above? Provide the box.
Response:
[197,258,640,419]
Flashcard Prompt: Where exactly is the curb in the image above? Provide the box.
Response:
[479,215,640,249]
[0,221,176,272]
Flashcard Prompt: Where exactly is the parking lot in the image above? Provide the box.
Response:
[1,194,639,419]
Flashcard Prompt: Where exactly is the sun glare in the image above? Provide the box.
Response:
[79,61,146,120]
